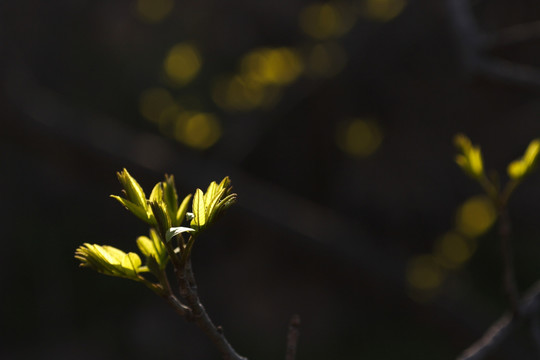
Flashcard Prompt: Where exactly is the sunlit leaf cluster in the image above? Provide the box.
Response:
[191,177,237,232]
[454,134,540,203]
[75,169,236,288]
[454,134,484,180]
[407,134,540,302]
[75,244,142,280]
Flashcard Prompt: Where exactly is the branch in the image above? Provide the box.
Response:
[488,20,540,48]
[476,58,540,88]
[176,257,247,360]
[498,207,519,315]
[445,0,540,88]
[192,304,247,360]
[457,281,540,360]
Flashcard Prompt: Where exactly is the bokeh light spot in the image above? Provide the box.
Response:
[336,118,383,157]
[433,232,475,269]
[139,87,175,123]
[299,3,356,39]
[164,43,202,85]
[406,255,444,290]
[456,196,496,238]
[157,103,182,135]
[241,48,303,86]
[135,0,174,23]
[212,75,282,112]
[362,0,406,22]
[305,42,348,78]
[173,112,221,150]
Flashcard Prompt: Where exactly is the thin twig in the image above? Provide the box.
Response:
[444,0,486,71]
[176,257,247,360]
[445,0,540,88]
[498,207,519,316]
[285,314,301,360]
[192,304,247,360]
[457,281,540,360]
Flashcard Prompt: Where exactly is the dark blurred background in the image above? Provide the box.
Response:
[3,0,540,359]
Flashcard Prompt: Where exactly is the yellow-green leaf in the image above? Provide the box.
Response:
[454,134,484,179]
[508,139,540,179]
[136,236,155,258]
[117,169,147,209]
[122,252,142,276]
[150,200,171,237]
[163,175,179,221]
[204,181,219,207]
[191,188,206,229]
[205,188,226,224]
[75,243,141,280]
[110,195,150,224]
[217,176,231,193]
[176,194,192,226]
[454,134,472,153]
[468,147,484,177]
[149,228,169,268]
[99,245,124,264]
[524,139,540,164]
[149,182,163,203]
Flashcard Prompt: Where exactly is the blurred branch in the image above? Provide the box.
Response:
[476,58,540,88]
[498,207,519,315]
[446,0,540,87]
[285,314,301,360]
[488,20,540,47]
[457,281,540,360]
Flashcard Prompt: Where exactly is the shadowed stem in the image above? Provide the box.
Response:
[498,207,519,316]
[497,180,521,315]
[176,255,247,360]
[485,177,520,316]
[191,302,247,360]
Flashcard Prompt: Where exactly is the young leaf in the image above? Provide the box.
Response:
[163,175,179,223]
[176,194,192,226]
[116,169,148,210]
[191,188,206,230]
[508,139,540,180]
[137,229,170,271]
[166,226,195,242]
[149,182,163,203]
[122,252,142,277]
[150,200,172,239]
[137,236,155,258]
[454,134,484,179]
[190,178,237,233]
[75,243,142,280]
[205,188,226,225]
[110,195,151,224]
[204,181,220,206]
